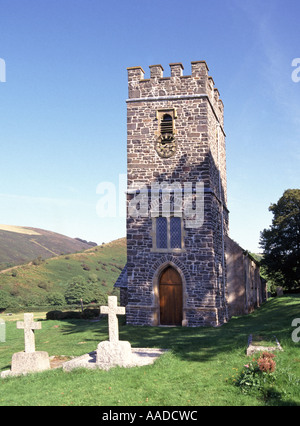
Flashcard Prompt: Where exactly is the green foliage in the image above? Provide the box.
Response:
[64,276,106,305]
[46,307,100,320]
[65,276,93,305]
[46,310,82,320]
[0,238,126,310]
[32,256,44,266]
[235,352,276,395]
[46,292,66,306]
[260,189,300,290]
[0,290,12,310]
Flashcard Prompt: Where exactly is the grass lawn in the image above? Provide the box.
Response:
[0,296,299,406]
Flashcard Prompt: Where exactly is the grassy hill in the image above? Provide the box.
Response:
[0,237,126,310]
[0,225,97,271]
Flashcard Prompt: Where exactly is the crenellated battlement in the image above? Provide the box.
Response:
[127,61,223,123]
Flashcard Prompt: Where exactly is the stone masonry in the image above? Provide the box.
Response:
[125,61,230,327]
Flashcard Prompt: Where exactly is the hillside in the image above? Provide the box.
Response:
[0,225,97,271]
[0,237,126,309]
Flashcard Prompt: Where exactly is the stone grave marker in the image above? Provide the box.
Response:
[276,286,284,297]
[1,313,50,378]
[17,313,41,352]
[96,296,133,369]
[62,296,168,372]
[100,296,125,343]
[246,334,283,356]
[0,318,5,343]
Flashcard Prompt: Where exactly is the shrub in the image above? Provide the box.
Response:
[64,276,92,305]
[32,256,44,266]
[46,310,82,320]
[23,294,47,307]
[88,273,98,283]
[0,290,12,310]
[81,263,90,271]
[82,308,100,319]
[46,292,66,306]
[235,352,276,394]
[38,281,49,290]
[46,308,99,320]
[64,276,105,305]
[46,310,63,320]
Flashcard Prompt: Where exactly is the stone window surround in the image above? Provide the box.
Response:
[155,108,177,135]
[151,216,185,253]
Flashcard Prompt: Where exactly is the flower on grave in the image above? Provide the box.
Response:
[235,352,277,394]
[257,352,276,373]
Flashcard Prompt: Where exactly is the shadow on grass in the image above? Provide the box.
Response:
[53,296,300,364]
[261,388,299,406]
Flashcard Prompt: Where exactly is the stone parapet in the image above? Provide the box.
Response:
[127,61,224,124]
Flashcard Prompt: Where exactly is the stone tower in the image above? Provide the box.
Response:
[124,61,229,327]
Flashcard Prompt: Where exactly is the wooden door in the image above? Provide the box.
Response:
[159,266,183,326]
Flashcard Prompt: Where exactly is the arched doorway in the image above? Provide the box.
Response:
[159,266,183,326]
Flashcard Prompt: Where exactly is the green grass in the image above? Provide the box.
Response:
[0,296,299,406]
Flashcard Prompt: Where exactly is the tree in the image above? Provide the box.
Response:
[260,189,300,290]
[0,290,11,311]
[46,292,66,306]
[64,276,104,305]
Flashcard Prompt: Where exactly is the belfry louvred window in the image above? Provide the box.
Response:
[155,109,177,158]
[160,114,173,138]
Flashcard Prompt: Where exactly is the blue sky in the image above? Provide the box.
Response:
[0,0,299,251]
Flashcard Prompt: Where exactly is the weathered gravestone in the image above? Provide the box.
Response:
[0,318,5,343]
[1,313,50,378]
[62,296,168,372]
[96,296,133,369]
[17,312,41,353]
[276,286,284,297]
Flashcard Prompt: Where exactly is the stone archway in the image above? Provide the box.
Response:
[151,259,188,326]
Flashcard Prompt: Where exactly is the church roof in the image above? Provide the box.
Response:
[114,263,128,288]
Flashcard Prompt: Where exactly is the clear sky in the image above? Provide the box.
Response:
[0,0,299,252]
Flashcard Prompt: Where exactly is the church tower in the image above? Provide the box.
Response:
[124,61,229,327]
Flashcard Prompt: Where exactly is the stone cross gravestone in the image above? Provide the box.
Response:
[16,313,41,353]
[1,313,50,378]
[0,318,5,343]
[96,296,132,369]
[62,295,168,372]
[100,296,125,343]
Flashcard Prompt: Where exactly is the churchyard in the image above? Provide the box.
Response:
[0,295,299,406]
